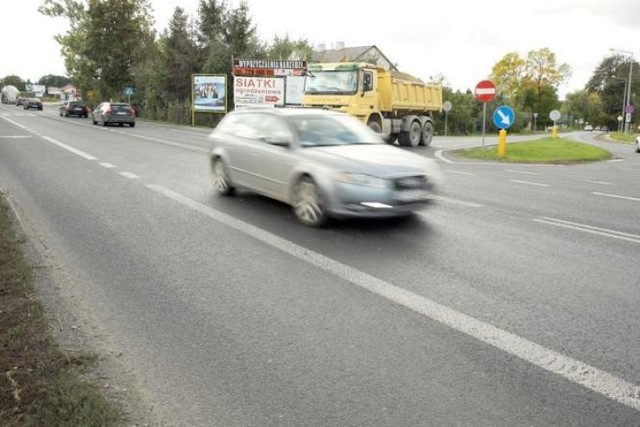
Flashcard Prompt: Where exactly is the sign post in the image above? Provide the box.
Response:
[493,105,515,159]
[474,80,497,146]
[443,101,452,137]
[549,109,561,139]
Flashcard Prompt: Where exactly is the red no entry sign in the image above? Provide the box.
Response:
[475,80,497,102]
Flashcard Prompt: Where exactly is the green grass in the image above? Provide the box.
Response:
[453,137,613,164]
[0,193,121,426]
[608,132,637,144]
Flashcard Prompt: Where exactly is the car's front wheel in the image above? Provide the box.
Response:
[211,157,234,196]
[292,176,328,227]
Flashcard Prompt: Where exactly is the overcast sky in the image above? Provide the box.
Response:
[3,0,639,98]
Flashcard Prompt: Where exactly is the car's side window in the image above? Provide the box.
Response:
[252,114,293,143]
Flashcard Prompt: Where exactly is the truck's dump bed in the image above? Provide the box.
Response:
[378,70,443,114]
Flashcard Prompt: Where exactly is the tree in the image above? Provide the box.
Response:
[490,48,568,124]
[37,74,71,89]
[561,90,605,128]
[267,34,313,61]
[585,54,639,129]
[0,75,26,91]
[40,0,155,102]
[159,7,199,101]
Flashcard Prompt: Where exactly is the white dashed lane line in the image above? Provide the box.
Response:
[118,171,140,180]
[593,192,640,202]
[510,179,550,188]
[445,169,476,176]
[99,162,117,168]
[586,180,617,186]
[506,169,539,176]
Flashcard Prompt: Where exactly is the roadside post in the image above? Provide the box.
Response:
[549,109,561,139]
[124,86,134,104]
[474,80,497,146]
[493,105,515,159]
[443,101,452,137]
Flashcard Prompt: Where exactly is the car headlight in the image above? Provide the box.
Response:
[336,173,388,189]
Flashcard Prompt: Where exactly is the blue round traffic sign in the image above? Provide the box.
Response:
[493,105,515,130]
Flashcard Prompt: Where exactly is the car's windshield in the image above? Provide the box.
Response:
[290,114,384,147]
[304,71,358,94]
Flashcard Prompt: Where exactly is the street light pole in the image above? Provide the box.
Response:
[626,56,633,132]
[610,48,634,133]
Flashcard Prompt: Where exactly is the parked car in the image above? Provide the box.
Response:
[584,125,594,131]
[23,98,43,111]
[15,97,25,106]
[60,100,88,118]
[91,102,135,127]
[209,108,442,227]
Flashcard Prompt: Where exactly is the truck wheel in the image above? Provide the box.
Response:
[384,134,398,144]
[399,121,421,147]
[420,121,435,146]
[367,121,382,134]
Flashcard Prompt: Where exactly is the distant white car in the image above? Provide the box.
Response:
[584,125,594,131]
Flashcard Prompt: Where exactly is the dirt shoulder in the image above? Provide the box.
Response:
[0,192,158,426]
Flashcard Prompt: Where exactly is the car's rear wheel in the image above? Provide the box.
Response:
[211,157,234,196]
[130,122,135,128]
[292,176,328,227]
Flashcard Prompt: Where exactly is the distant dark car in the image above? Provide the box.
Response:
[60,101,88,118]
[23,98,43,111]
[91,102,135,127]
[15,97,25,106]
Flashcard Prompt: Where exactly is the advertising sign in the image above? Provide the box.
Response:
[26,84,46,97]
[234,77,285,108]
[285,76,306,105]
[192,74,227,113]
[233,59,307,77]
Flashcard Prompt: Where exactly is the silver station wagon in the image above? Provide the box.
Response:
[209,108,442,226]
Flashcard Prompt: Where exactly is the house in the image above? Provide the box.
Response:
[311,43,397,70]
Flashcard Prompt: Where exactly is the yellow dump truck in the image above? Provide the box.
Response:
[303,62,443,147]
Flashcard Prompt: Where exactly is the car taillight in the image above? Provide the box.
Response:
[129,107,136,117]
[106,107,112,114]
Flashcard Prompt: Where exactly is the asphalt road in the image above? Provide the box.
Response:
[1,104,640,426]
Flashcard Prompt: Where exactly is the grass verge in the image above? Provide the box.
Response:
[608,132,636,144]
[452,137,612,164]
[0,193,121,426]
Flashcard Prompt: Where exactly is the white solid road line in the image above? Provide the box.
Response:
[0,135,32,139]
[510,179,550,187]
[1,115,98,161]
[146,183,640,412]
[128,133,208,153]
[434,150,454,164]
[593,192,640,203]
[99,162,116,169]
[534,217,640,244]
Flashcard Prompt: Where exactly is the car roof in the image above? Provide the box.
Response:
[229,107,344,118]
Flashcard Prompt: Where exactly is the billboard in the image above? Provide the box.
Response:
[234,76,285,108]
[25,84,46,97]
[192,74,227,113]
[233,59,307,77]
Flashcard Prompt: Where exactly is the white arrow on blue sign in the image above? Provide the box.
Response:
[124,86,135,95]
[493,105,515,129]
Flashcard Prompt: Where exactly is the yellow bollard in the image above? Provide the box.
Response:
[552,125,558,139]
[498,129,507,158]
